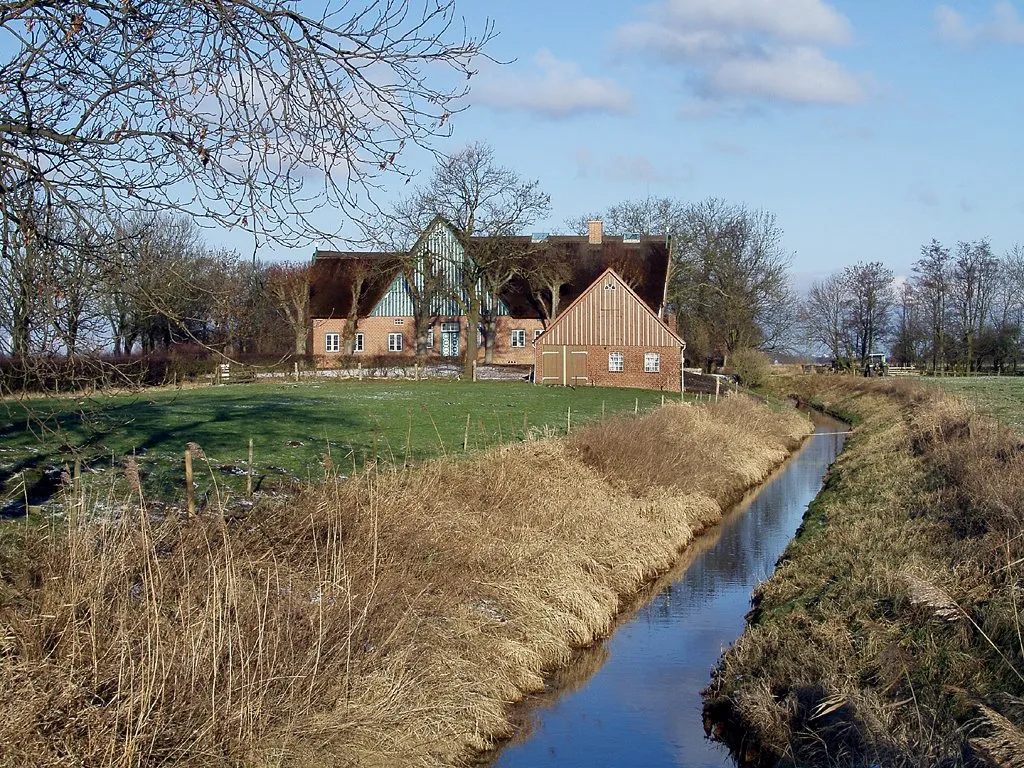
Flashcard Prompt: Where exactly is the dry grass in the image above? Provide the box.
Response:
[0,397,809,767]
[705,376,1024,768]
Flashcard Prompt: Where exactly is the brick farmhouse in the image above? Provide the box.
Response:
[535,267,686,391]
[309,217,685,390]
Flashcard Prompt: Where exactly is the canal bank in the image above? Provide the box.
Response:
[704,377,1024,768]
[485,413,846,768]
[0,397,811,767]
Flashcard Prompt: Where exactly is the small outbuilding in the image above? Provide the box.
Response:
[534,268,686,391]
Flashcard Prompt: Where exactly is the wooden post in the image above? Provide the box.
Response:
[567,405,572,434]
[661,393,665,407]
[472,360,478,382]
[463,413,471,452]
[715,376,720,402]
[601,400,605,420]
[247,438,254,497]
[185,448,195,518]
[634,397,639,414]
[523,411,528,439]
[358,362,363,380]
[414,363,419,380]
[294,362,299,381]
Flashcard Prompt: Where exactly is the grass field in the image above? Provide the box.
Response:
[921,375,1024,428]
[0,380,675,513]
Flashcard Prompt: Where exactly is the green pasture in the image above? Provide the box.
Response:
[923,375,1024,428]
[0,380,674,513]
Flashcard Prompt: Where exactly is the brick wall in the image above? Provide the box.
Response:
[312,316,545,366]
[535,343,684,391]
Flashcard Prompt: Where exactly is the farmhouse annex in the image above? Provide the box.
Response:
[310,217,684,389]
[535,268,686,391]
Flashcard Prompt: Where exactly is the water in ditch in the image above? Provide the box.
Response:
[487,415,847,768]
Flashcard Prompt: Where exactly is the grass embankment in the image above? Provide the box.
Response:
[0,397,808,767]
[0,381,668,512]
[704,377,1024,767]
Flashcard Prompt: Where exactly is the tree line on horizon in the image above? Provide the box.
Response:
[801,240,1024,372]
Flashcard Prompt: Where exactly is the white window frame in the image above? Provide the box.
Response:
[353,333,364,353]
[608,351,625,372]
[388,332,403,352]
[426,328,434,349]
[644,352,661,373]
[510,329,526,348]
[533,328,544,341]
[325,333,340,353]
[393,317,404,326]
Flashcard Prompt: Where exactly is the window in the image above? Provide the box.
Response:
[510,329,526,348]
[393,318,404,326]
[533,328,544,340]
[325,333,340,353]
[644,352,661,373]
[426,328,434,348]
[353,333,364,353]
[388,332,403,352]
[608,351,624,372]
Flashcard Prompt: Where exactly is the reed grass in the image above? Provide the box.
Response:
[705,376,1024,768]
[0,397,810,767]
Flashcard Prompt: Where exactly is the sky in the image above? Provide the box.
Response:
[221,0,1024,289]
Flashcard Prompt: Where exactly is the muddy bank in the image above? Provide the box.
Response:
[0,397,809,767]
[703,377,1024,768]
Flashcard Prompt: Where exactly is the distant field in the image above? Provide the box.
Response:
[922,375,1024,428]
[0,380,675,513]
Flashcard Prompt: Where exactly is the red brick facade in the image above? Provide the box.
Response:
[536,344,684,391]
[313,316,545,365]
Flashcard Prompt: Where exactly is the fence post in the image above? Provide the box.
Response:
[294,362,299,381]
[634,397,638,414]
[472,360,478,382]
[463,413,470,452]
[715,376,720,402]
[185,448,195,518]
[567,405,572,434]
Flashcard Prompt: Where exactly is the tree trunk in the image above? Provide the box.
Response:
[483,315,496,364]
[463,297,480,380]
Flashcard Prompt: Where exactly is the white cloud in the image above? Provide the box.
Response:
[615,0,865,109]
[662,0,853,44]
[474,50,632,118]
[934,2,1024,46]
[709,47,865,104]
[572,146,688,184]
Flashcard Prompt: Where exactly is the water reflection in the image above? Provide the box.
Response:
[489,418,846,768]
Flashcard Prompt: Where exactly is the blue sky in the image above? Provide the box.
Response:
[229,0,1024,288]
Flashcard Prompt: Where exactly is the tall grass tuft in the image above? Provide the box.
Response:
[0,397,809,767]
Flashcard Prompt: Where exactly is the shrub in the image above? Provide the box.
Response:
[729,347,771,389]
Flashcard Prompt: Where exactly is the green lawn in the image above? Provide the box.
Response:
[0,380,676,513]
[923,375,1024,429]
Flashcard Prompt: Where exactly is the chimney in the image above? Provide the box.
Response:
[587,219,603,245]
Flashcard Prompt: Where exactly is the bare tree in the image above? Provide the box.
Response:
[525,242,575,324]
[950,239,999,371]
[843,261,895,364]
[0,2,494,248]
[265,263,311,356]
[912,240,952,372]
[393,141,550,377]
[802,274,853,364]
[672,199,794,368]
